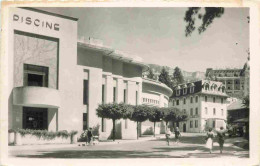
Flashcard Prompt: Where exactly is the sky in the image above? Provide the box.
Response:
[41,7,249,72]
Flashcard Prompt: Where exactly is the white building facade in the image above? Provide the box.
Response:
[170,80,228,133]
[6,8,172,140]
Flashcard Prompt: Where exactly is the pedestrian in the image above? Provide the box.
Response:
[87,128,93,146]
[216,126,226,154]
[165,128,171,146]
[174,127,181,144]
[205,128,214,153]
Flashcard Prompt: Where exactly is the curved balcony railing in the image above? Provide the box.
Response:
[13,86,60,108]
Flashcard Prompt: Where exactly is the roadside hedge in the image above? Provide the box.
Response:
[14,129,78,140]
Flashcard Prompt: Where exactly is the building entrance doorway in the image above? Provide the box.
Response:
[23,107,48,130]
[183,123,186,132]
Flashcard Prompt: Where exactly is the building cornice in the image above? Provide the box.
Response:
[77,41,149,72]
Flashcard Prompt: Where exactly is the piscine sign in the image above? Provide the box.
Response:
[13,14,60,31]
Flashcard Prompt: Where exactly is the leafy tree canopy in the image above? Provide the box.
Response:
[162,107,179,122]
[148,107,164,123]
[184,7,225,37]
[96,103,133,120]
[131,105,149,122]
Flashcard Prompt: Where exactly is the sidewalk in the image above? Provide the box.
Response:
[8,134,165,151]
[78,134,165,146]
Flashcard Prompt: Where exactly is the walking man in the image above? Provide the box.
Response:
[216,127,226,153]
[87,128,93,146]
[174,127,181,144]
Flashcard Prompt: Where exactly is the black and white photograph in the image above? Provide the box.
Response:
[0,1,259,166]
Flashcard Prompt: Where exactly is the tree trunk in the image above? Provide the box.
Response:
[112,119,116,141]
[136,122,139,140]
[154,122,156,137]
[140,122,142,137]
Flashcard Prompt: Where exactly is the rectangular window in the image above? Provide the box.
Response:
[183,98,186,104]
[221,98,224,104]
[102,84,105,104]
[195,108,198,115]
[213,97,215,103]
[176,90,180,96]
[205,107,208,115]
[113,87,116,102]
[213,120,216,128]
[101,118,106,132]
[190,87,194,93]
[176,100,179,105]
[24,64,49,87]
[172,100,175,106]
[83,113,88,130]
[205,96,207,102]
[190,108,193,116]
[183,88,187,94]
[23,107,48,130]
[190,97,193,103]
[124,89,127,103]
[195,120,198,128]
[190,120,193,128]
[195,96,198,103]
[113,79,117,103]
[83,80,89,105]
[213,108,216,115]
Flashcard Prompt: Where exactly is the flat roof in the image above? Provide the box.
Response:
[20,7,79,21]
[77,41,149,72]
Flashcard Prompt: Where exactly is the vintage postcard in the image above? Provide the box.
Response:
[1,1,259,166]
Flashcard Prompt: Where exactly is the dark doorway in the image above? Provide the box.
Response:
[183,123,186,132]
[23,107,48,130]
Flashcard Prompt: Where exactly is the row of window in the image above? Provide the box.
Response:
[182,107,225,116]
[172,96,224,106]
[203,83,225,93]
[190,120,199,128]
[142,98,159,105]
[176,86,194,96]
[182,108,199,116]
[205,107,224,116]
[172,96,199,106]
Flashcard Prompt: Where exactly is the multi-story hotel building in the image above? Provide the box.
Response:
[206,66,249,98]
[170,80,228,132]
[5,8,172,140]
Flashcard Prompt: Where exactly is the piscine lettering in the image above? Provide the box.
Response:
[13,14,60,31]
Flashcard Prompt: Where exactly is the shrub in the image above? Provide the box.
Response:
[15,129,76,140]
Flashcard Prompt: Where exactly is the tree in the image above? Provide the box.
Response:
[130,105,149,139]
[96,103,133,141]
[148,106,164,137]
[184,7,225,36]
[147,68,155,80]
[162,107,178,127]
[172,67,185,86]
[158,67,172,88]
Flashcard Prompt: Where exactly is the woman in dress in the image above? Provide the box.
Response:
[205,128,214,153]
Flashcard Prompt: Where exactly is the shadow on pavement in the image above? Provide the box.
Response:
[13,150,178,158]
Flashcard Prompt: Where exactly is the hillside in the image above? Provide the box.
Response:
[143,64,205,82]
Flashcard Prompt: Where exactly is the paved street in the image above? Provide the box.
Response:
[9,133,249,158]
